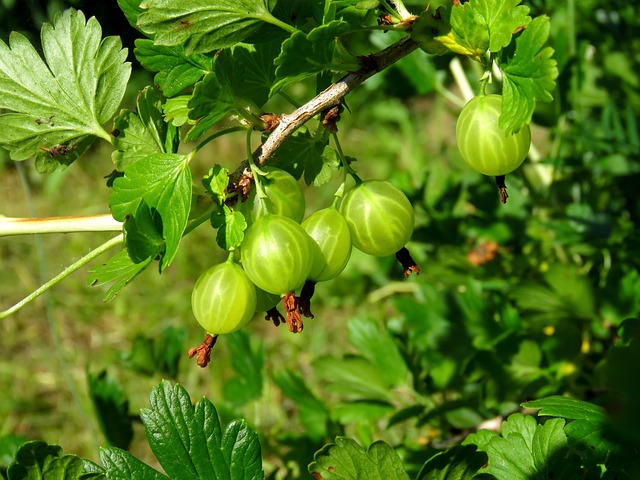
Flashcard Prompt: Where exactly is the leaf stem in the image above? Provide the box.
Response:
[0,234,124,319]
[264,14,299,35]
[0,213,122,236]
[193,126,246,155]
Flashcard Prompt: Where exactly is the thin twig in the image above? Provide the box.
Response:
[0,234,124,319]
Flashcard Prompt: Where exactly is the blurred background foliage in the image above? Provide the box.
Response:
[1,0,639,478]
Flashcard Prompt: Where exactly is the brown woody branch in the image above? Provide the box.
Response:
[252,35,420,167]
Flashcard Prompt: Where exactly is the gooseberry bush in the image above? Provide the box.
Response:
[2,0,639,478]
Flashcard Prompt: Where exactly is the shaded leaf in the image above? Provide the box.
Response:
[87,371,133,450]
[273,369,329,440]
[123,200,165,264]
[416,445,487,480]
[134,40,213,97]
[223,331,264,407]
[347,316,409,387]
[215,42,280,108]
[137,0,284,55]
[87,249,153,302]
[6,441,105,480]
[186,73,238,142]
[272,20,354,94]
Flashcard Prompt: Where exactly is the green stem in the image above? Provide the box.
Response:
[0,234,124,320]
[278,91,302,109]
[193,126,246,155]
[331,133,361,187]
[264,14,299,35]
[245,128,268,198]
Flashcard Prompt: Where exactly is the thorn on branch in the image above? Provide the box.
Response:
[395,247,420,277]
[188,333,217,368]
[495,175,509,204]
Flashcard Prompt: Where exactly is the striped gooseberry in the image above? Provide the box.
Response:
[191,260,256,335]
[339,180,414,257]
[456,94,531,176]
[302,207,352,282]
[240,214,315,295]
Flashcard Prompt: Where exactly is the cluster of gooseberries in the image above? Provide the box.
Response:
[188,165,417,367]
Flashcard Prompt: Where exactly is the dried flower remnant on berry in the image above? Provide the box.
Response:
[395,247,420,277]
[188,334,217,368]
[283,292,304,333]
[265,306,284,327]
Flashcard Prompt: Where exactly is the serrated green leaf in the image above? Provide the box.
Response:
[531,418,567,473]
[309,437,410,480]
[523,396,615,463]
[137,0,284,55]
[500,15,558,134]
[134,39,213,97]
[0,9,130,163]
[202,165,230,204]
[140,381,263,480]
[272,20,354,94]
[222,331,264,407]
[109,153,191,270]
[212,206,246,251]
[87,371,133,450]
[522,396,607,422]
[124,326,186,378]
[416,445,487,480]
[186,73,238,141]
[347,316,409,387]
[215,42,280,108]
[112,87,172,170]
[468,0,530,53]
[87,249,153,301]
[117,0,145,31]
[99,447,167,480]
[7,441,105,480]
[163,95,192,127]
[469,413,574,480]
[437,2,489,59]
